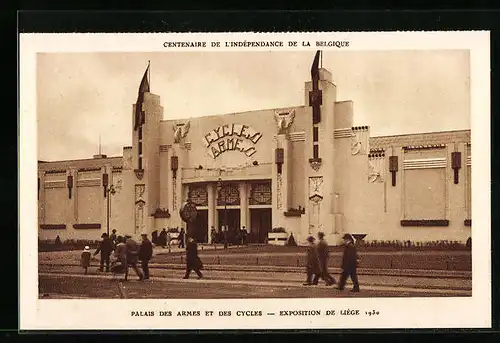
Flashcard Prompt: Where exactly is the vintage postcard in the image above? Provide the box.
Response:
[19,31,490,330]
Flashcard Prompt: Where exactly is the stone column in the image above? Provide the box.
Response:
[207,183,216,243]
[239,182,248,232]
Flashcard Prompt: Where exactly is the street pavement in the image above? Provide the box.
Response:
[38,246,472,299]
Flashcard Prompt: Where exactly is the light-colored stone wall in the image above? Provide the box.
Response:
[38,73,471,245]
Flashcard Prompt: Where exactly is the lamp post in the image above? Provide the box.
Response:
[106,184,116,236]
[217,176,228,250]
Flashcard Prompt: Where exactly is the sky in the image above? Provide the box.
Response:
[37,50,470,161]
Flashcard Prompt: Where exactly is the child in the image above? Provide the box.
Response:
[80,246,92,274]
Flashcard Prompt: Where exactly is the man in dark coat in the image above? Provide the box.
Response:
[338,233,360,292]
[138,233,153,280]
[303,236,321,285]
[178,228,186,248]
[159,228,167,248]
[315,232,336,286]
[124,235,144,281]
[183,237,203,279]
[94,232,114,272]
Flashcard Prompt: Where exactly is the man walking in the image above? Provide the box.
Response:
[138,233,153,280]
[315,232,336,286]
[303,236,321,285]
[124,235,144,281]
[94,233,114,272]
[183,237,203,279]
[338,233,360,292]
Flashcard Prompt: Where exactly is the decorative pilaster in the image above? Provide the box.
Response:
[207,183,216,243]
[272,135,291,228]
[239,182,248,232]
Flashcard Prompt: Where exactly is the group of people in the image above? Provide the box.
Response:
[80,230,154,281]
[156,228,186,249]
[80,228,205,281]
[210,226,249,245]
[304,232,360,292]
[80,228,359,290]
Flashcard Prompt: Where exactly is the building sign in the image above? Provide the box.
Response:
[204,124,263,159]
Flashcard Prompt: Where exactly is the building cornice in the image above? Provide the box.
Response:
[370,130,471,149]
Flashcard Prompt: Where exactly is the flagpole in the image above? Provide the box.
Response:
[148,60,151,90]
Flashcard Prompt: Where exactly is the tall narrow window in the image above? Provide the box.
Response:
[138,127,143,140]
[138,157,143,170]
[313,127,319,142]
[138,142,142,155]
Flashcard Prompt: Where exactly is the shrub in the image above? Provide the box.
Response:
[271,227,286,233]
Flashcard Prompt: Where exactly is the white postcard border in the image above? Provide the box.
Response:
[19,31,491,330]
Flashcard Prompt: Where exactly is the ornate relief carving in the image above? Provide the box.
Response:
[189,185,208,206]
[250,183,272,205]
[134,169,144,180]
[173,121,191,143]
[351,126,369,155]
[276,174,282,209]
[135,200,145,234]
[135,184,145,202]
[217,184,240,206]
[308,176,323,201]
[368,151,385,183]
[274,109,296,134]
[351,137,362,155]
[309,159,322,172]
[172,178,178,211]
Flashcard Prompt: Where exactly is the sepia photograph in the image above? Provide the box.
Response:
[37,49,472,299]
[19,31,490,330]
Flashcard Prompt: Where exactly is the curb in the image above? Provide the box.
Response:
[39,272,472,293]
[39,262,471,279]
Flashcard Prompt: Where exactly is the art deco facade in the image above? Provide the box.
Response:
[38,57,472,245]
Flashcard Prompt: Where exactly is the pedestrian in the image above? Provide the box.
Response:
[110,229,117,247]
[338,233,360,292]
[178,228,186,248]
[138,233,153,280]
[210,226,216,245]
[316,232,336,286]
[124,235,144,281]
[159,228,167,248]
[183,237,203,279]
[241,226,248,245]
[80,246,92,275]
[112,236,127,276]
[166,232,172,249]
[303,236,321,285]
[93,232,114,272]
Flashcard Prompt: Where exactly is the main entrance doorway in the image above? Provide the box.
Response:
[250,208,272,243]
[217,209,240,245]
[187,209,208,243]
